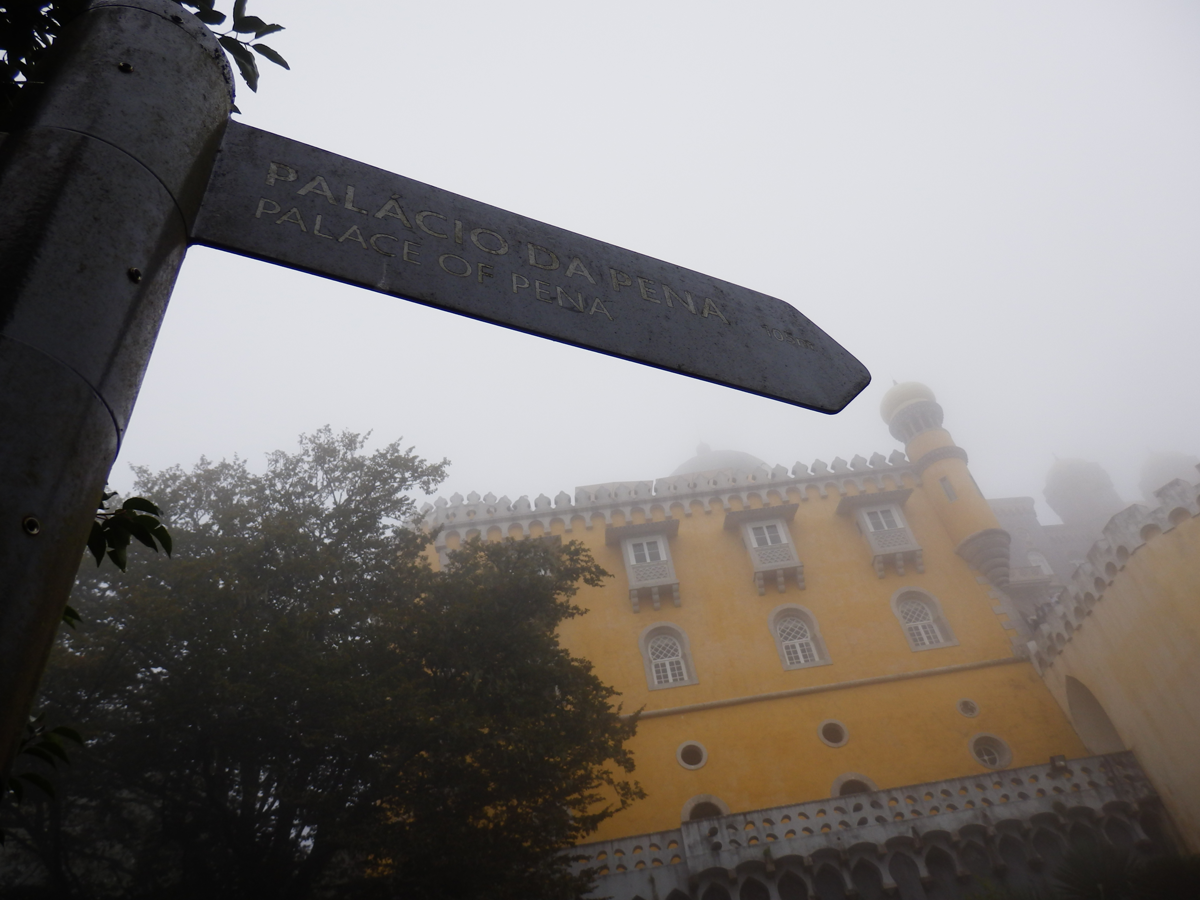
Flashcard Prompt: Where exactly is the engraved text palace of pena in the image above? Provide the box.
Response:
[190,123,870,413]
[253,162,757,334]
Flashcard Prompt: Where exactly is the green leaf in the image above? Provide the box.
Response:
[50,727,84,746]
[88,521,106,566]
[252,43,289,70]
[152,523,173,557]
[254,23,284,38]
[17,772,56,798]
[195,8,226,25]
[126,514,162,550]
[233,0,248,20]
[219,36,260,91]
[233,14,268,35]
[37,740,70,764]
[24,747,59,768]
[61,605,81,629]
[7,778,23,805]
[122,496,162,515]
[108,544,128,572]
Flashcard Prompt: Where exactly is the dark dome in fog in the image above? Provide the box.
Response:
[672,443,768,476]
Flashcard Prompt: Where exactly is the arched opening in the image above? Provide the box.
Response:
[689,802,724,821]
[778,872,809,900]
[887,853,925,900]
[702,885,733,900]
[740,878,770,900]
[1066,676,1124,753]
[839,779,871,796]
[813,864,847,900]
[851,860,886,900]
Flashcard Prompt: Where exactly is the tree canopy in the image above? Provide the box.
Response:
[1,0,287,128]
[0,429,641,899]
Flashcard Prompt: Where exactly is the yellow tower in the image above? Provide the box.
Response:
[880,382,1011,587]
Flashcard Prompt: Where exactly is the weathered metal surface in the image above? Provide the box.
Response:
[0,0,231,778]
[193,123,871,413]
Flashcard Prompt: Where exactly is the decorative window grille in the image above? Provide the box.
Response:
[899,597,942,647]
[750,523,784,547]
[866,508,900,532]
[777,615,817,665]
[648,634,686,685]
[631,540,663,564]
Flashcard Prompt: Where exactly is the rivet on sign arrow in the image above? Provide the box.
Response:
[127,267,142,283]
[117,61,133,73]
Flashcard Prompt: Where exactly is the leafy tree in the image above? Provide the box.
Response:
[0,429,641,900]
[1,0,287,128]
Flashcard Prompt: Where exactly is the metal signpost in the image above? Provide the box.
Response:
[0,0,870,777]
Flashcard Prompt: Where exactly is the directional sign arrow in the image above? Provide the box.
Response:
[192,122,870,413]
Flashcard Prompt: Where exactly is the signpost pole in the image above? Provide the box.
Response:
[0,0,231,781]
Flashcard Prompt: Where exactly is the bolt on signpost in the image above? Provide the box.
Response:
[0,0,871,781]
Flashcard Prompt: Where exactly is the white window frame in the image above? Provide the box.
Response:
[747,521,786,548]
[626,536,668,566]
[638,623,699,691]
[860,505,906,534]
[889,588,958,652]
[769,605,831,670]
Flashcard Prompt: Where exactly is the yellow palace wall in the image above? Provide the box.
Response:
[540,480,1088,842]
[1041,512,1200,850]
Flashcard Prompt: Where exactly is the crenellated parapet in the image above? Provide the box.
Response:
[419,451,914,559]
[573,753,1161,900]
[1023,475,1200,674]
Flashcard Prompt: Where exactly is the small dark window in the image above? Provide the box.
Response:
[680,744,704,766]
[689,802,723,820]
[821,722,846,744]
[839,779,871,796]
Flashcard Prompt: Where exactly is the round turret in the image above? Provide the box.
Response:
[1044,459,1125,529]
[880,382,937,424]
[879,382,944,443]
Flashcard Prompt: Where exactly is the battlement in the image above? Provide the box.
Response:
[419,451,912,550]
[1023,473,1200,673]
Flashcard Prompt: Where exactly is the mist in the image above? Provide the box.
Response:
[114,0,1200,522]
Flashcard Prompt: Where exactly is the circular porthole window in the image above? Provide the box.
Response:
[818,719,849,748]
[969,733,1012,769]
[957,699,980,718]
[677,741,708,769]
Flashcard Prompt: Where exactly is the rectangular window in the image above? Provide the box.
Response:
[907,622,941,647]
[631,540,663,564]
[652,658,685,684]
[866,508,900,531]
[750,523,784,547]
[784,640,816,666]
[940,477,958,502]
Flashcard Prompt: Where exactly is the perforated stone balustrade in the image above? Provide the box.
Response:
[573,752,1158,900]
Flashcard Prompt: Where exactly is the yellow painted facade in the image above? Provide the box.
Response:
[428,382,1110,849]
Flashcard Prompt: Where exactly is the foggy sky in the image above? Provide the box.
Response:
[114,0,1200,522]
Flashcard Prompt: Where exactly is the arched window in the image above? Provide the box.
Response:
[898,598,940,646]
[890,589,956,652]
[769,606,831,670]
[778,615,816,665]
[639,624,698,690]
[649,634,686,685]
